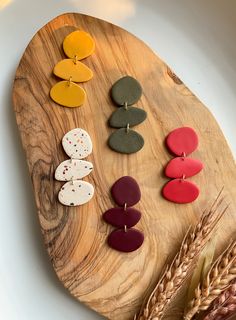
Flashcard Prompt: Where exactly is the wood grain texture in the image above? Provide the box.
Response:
[12,13,236,320]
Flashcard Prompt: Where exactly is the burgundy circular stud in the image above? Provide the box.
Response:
[103,207,141,228]
[165,157,203,178]
[111,176,141,207]
[107,228,144,252]
[166,127,198,156]
[162,179,200,204]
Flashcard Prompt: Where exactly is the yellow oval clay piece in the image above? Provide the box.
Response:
[63,30,95,60]
[50,81,86,108]
[53,59,93,82]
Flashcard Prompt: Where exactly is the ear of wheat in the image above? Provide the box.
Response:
[184,240,236,320]
[135,189,227,320]
[185,238,216,306]
[202,279,236,320]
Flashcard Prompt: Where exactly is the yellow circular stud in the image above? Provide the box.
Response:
[50,80,86,108]
[53,59,93,82]
[63,30,95,60]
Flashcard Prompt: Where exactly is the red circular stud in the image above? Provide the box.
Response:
[166,127,198,156]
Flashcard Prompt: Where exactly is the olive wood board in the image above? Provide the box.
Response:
[12,13,236,320]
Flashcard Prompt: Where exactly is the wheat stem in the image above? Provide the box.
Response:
[135,189,227,320]
[184,239,236,320]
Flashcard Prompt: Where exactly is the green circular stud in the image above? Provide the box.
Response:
[111,76,142,106]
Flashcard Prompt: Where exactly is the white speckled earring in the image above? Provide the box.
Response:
[55,128,94,206]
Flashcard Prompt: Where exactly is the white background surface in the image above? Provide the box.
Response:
[0,1,235,319]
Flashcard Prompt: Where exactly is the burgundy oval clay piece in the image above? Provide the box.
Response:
[103,207,141,228]
[111,176,141,207]
[107,228,144,252]
[162,179,200,203]
[165,157,204,178]
[166,127,198,156]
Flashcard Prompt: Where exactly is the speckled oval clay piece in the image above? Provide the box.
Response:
[58,180,94,206]
[55,159,93,181]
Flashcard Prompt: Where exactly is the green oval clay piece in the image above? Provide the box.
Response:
[111,76,142,106]
[108,128,144,154]
[109,106,147,128]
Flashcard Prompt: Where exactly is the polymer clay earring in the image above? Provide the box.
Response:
[103,176,144,252]
[108,76,147,154]
[55,128,94,206]
[50,30,95,108]
[162,127,203,204]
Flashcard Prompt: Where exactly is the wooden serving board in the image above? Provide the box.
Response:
[13,13,236,320]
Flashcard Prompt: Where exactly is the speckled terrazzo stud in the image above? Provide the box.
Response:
[62,128,92,159]
[103,176,144,252]
[108,76,147,154]
[55,128,94,206]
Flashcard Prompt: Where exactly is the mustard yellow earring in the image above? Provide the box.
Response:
[50,30,95,108]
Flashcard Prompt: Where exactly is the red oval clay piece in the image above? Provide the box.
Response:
[107,228,144,252]
[162,179,200,203]
[165,157,203,178]
[111,176,141,206]
[103,207,141,228]
[166,127,198,156]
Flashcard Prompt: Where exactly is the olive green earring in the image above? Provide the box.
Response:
[108,76,147,154]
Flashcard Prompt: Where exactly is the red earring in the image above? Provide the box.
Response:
[162,127,203,204]
[103,176,144,252]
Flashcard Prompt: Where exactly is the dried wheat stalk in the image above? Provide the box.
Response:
[135,189,227,320]
[184,240,236,320]
[202,279,236,320]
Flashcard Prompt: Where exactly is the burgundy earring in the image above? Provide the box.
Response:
[103,176,144,252]
[162,127,204,203]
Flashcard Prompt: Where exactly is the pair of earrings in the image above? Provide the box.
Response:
[50,30,95,108]
[55,128,94,206]
[108,76,147,154]
[102,127,203,253]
